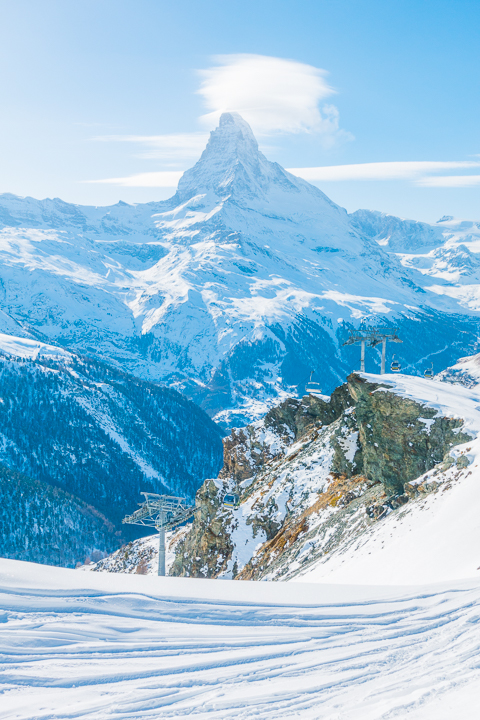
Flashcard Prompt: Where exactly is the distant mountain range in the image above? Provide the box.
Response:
[1,112,479,425]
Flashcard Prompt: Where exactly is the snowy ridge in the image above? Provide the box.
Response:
[437,351,480,388]
[1,114,480,422]
[362,371,480,438]
[1,558,480,719]
[167,366,480,586]
[0,332,70,360]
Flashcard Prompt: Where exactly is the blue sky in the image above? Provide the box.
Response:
[1,0,479,222]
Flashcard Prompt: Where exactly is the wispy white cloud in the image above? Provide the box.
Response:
[87,54,353,186]
[88,54,480,192]
[197,54,351,145]
[288,160,480,182]
[87,160,480,189]
[415,174,480,188]
[92,132,208,162]
[86,171,183,187]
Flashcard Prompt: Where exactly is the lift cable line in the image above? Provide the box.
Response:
[122,493,196,577]
[343,326,402,374]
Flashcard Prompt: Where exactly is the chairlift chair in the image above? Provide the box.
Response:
[424,364,434,379]
[390,355,401,372]
[306,370,323,397]
[223,493,240,509]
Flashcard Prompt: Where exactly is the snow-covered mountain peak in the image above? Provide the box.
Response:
[215,111,259,150]
[176,111,315,204]
[1,113,480,425]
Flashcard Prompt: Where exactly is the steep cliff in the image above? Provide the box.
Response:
[348,374,469,497]
[171,372,474,581]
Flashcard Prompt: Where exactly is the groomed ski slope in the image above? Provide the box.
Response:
[1,559,480,719]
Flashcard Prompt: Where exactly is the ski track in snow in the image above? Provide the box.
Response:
[0,560,479,719]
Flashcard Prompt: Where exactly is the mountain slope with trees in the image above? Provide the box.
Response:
[0,334,223,564]
[0,463,120,567]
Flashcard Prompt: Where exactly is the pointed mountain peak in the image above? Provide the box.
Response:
[174,112,334,209]
[200,112,259,165]
[216,112,258,142]
[176,113,268,201]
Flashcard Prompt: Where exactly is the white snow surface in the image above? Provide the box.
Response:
[0,332,70,360]
[1,558,479,719]
[437,351,480,388]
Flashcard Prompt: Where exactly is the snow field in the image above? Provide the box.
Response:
[1,559,480,719]
[0,333,71,361]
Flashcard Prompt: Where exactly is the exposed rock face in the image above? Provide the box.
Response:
[219,386,353,483]
[237,474,380,582]
[171,373,473,581]
[348,374,470,496]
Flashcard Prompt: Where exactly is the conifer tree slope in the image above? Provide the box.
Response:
[0,336,224,530]
[0,463,120,567]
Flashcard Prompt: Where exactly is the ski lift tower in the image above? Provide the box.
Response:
[343,328,370,372]
[122,493,196,576]
[343,326,402,374]
[370,328,402,374]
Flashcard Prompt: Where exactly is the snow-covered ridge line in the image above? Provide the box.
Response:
[0,333,71,361]
[1,113,480,424]
[360,371,480,437]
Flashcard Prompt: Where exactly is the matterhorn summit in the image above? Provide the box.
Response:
[0,114,479,424]
[177,111,272,200]
[175,111,343,217]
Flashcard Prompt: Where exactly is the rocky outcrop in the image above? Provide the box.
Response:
[171,373,473,581]
[237,474,380,581]
[219,386,353,483]
[348,374,470,496]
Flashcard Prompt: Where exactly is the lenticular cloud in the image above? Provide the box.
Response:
[197,54,346,140]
